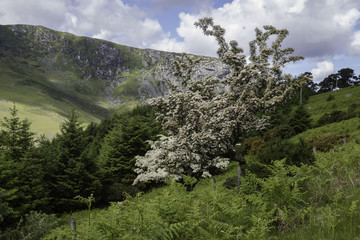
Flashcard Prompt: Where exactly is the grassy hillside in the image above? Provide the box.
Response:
[0,56,108,137]
[0,25,143,136]
[0,25,228,137]
[39,87,360,239]
[304,85,360,123]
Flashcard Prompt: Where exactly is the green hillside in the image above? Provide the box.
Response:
[0,57,107,137]
[38,87,360,239]
[0,24,227,137]
[0,25,128,136]
[305,85,360,123]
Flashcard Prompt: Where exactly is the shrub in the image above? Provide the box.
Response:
[246,138,315,177]
[316,105,359,127]
[306,133,350,152]
[326,94,335,101]
[263,125,295,142]
[347,103,358,119]
[316,111,346,127]
[239,136,266,155]
[223,176,238,189]
[0,211,59,240]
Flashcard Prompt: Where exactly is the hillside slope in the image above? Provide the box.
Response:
[0,24,228,136]
[43,86,360,239]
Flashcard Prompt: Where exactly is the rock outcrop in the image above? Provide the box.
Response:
[0,24,229,106]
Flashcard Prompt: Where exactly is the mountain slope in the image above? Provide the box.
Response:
[0,24,228,136]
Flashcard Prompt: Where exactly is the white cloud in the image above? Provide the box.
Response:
[62,0,167,48]
[349,31,360,56]
[287,0,307,14]
[0,0,168,49]
[1,0,360,68]
[65,12,78,27]
[0,0,66,27]
[334,8,360,29]
[151,0,360,59]
[311,61,335,83]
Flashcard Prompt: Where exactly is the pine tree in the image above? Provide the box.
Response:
[289,104,312,134]
[49,110,101,211]
[98,106,162,201]
[0,105,39,220]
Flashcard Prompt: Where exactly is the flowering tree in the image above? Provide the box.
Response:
[134,18,304,184]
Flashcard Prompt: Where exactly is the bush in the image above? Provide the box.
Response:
[326,94,335,101]
[223,176,238,189]
[347,103,358,119]
[316,105,358,127]
[0,211,59,240]
[306,133,350,152]
[246,139,315,177]
[239,136,266,155]
[263,125,295,141]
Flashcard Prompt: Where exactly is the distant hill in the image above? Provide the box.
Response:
[0,24,228,136]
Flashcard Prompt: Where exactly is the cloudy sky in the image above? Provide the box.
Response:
[1,0,360,82]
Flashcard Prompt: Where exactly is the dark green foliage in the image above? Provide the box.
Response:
[247,139,315,177]
[289,105,312,134]
[316,104,358,127]
[239,136,265,155]
[306,133,350,152]
[0,105,35,161]
[98,105,162,202]
[0,211,59,240]
[326,94,335,101]
[48,110,101,211]
[0,105,40,222]
[223,176,238,189]
[0,189,12,230]
[263,125,296,142]
[318,68,358,93]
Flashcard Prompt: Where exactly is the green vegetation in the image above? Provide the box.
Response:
[304,85,360,123]
[39,89,360,239]
[0,86,360,239]
[0,104,162,238]
[2,22,360,240]
[0,24,159,137]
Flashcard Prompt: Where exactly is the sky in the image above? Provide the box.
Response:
[1,0,360,83]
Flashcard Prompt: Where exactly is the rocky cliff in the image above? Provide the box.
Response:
[0,24,229,107]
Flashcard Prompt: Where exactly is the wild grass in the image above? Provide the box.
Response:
[305,85,360,123]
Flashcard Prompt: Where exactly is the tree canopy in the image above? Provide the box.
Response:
[134,18,304,183]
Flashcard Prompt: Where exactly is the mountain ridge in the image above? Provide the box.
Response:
[0,24,229,136]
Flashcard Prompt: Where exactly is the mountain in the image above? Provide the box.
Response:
[0,24,228,136]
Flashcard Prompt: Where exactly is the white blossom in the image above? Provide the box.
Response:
[134,18,304,184]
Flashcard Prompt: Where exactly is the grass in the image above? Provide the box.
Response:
[0,58,106,137]
[304,85,360,123]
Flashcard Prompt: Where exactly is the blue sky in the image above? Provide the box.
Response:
[1,0,360,82]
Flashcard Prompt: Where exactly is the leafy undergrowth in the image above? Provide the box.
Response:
[43,118,360,239]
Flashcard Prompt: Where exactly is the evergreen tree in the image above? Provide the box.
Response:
[0,105,40,221]
[289,104,312,134]
[98,106,162,201]
[49,110,101,211]
[0,105,34,161]
[0,188,13,231]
